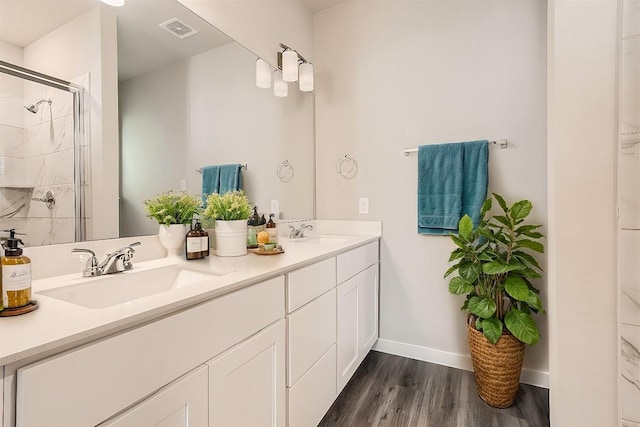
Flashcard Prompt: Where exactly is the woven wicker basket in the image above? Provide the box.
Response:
[467,319,525,408]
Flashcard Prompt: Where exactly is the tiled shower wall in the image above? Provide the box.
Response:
[23,82,76,246]
[0,67,77,246]
[620,2,640,426]
[0,91,29,233]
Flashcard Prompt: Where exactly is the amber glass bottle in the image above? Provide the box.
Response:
[1,232,31,309]
[196,221,209,258]
[186,221,202,260]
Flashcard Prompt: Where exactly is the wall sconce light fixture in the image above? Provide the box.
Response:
[255,43,314,96]
[256,58,272,88]
[273,70,288,97]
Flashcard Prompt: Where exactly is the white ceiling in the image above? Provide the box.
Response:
[0,0,349,79]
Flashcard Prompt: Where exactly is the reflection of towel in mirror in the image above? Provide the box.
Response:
[201,165,221,202]
[417,140,488,235]
[219,164,243,195]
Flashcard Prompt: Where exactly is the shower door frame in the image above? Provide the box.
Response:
[0,60,87,243]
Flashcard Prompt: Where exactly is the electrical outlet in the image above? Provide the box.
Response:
[359,197,369,214]
[270,200,280,217]
[180,179,187,192]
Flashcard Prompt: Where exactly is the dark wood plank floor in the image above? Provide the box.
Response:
[319,351,549,427]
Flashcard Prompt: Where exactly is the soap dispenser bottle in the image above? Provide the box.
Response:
[1,229,31,309]
[266,214,277,243]
[186,220,202,260]
[196,220,209,258]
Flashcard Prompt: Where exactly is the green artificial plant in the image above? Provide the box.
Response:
[202,190,252,221]
[144,191,202,226]
[445,193,545,346]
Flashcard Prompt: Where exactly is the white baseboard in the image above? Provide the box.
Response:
[372,338,549,389]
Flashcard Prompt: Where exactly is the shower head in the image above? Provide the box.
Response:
[24,98,52,114]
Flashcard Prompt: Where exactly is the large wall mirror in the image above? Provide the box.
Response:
[0,0,315,247]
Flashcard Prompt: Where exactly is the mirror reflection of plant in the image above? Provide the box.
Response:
[445,193,545,346]
[144,191,202,226]
[202,191,252,221]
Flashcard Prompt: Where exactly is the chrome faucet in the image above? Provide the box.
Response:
[72,242,141,277]
[288,223,313,239]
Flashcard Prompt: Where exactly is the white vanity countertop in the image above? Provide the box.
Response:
[0,227,380,366]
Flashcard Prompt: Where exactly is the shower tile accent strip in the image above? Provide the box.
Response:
[622,324,640,423]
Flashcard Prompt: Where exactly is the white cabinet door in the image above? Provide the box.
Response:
[358,264,379,357]
[287,288,336,387]
[208,320,285,427]
[337,263,379,393]
[288,345,337,427]
[336,273,359,393]
[99,365,208,427]
[1,369,3,427]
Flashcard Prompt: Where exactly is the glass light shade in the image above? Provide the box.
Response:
[99,0,125,6]
[282,50,299,82]
[255,58,271,88]
[274,70,288,97]
[298,62,314,92]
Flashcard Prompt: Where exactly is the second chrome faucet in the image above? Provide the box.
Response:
[72,242,141,277]
[289,223,313,239]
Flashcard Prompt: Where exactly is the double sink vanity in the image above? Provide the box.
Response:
[0,221,381,427]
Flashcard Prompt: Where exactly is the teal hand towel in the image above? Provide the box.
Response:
[201,165,221,202]
[417,140,489,235]
[462,140,489,228]
[218,164,243,195]
[418,143,464,234]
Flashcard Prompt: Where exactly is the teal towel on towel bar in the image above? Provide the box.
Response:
[418,143,464,234]
[201,165,221,202]
[219,164,243,195]
[417,140,489,235]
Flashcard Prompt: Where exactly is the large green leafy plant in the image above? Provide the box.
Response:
[445,194,545,346]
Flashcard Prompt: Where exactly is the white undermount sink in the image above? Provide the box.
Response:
[291,236,352,244]
[39,266,227,309]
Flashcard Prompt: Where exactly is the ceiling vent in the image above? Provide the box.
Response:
[159,18,198,39]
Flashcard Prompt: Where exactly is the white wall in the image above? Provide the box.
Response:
[547,1,618,426]
[314,0,549,385]
[119,61,189,237]
[177,0,314,67]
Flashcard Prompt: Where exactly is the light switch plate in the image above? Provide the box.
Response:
[359,197,369,214]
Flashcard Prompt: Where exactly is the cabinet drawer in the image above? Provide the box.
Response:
[287,288,336,387]
[287,257,336,313]
[16,276,285,427]
[288,345,337,427]
[337,241,378,284]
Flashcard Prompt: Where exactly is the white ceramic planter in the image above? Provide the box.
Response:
[214,220,247,257]
[158,224,187,257]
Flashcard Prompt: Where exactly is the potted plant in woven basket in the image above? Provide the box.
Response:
[445,193,545,408]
